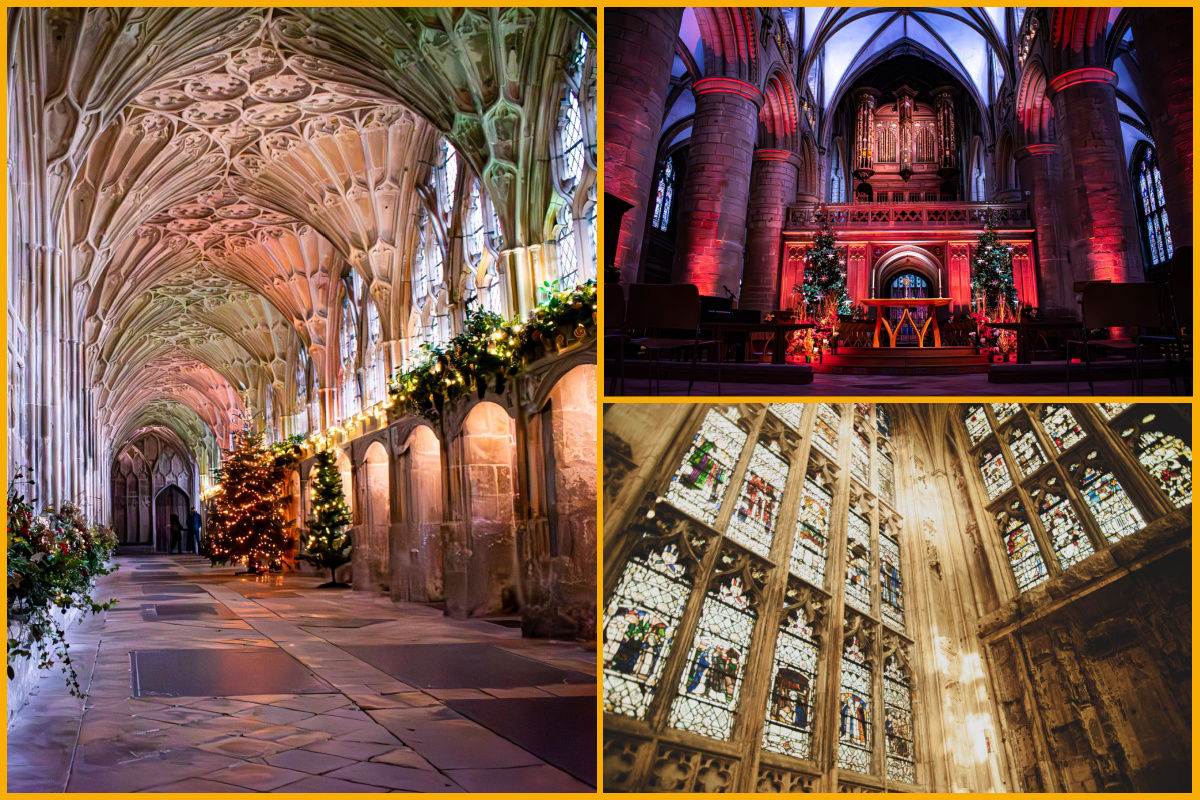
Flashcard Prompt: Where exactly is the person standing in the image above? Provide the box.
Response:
[168,513,183,554]
[187,507,202,553]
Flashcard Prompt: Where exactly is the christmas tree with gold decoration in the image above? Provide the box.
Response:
[203,422,288,574]
[299,448,353,588]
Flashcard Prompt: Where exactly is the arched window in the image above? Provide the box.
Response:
[1133,145,1174,269]
[652,158,675,231]
[339,283,359,419]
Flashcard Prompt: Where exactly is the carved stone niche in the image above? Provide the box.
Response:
[603,429,636,507]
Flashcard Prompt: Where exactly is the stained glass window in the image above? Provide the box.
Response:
[1135,146,1173,267]
[664,408,747,527]
[991,403,1019,424]
[838,638,873,773]
[999,510,1049,592]
[964,405,990,446]
[792,477,831,588]
[1123,416,1192,508]
[876,405,892,438]
[1009,426,1046,478]
[1098,402,1131,420]
[652,158,675,232]
[880,529,904,631]
[727,443,790,557]
[1074,462,1145,543]
[770,403,804,430]
[670,578,757,740]
[1041,405,1085,454]
[878,442,896,506]
[813,403,841,458]
[762,611,819,759]
[1032,482,1094,571]
[884,658,915,783]
[845,511,872,614]
[979,447,1013,499]
[603,543,691,719]
[851,426,870,486]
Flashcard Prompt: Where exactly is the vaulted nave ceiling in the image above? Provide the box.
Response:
[13,6,594,467]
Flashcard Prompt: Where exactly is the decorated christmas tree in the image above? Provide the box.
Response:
[797,217,850,317]
[203,422,289,574]
[299,448,354,588]
[970,211,1017,315]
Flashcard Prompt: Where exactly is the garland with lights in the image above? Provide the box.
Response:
[389,280,596,418]
[300,448,354,588]
[203,424,290,574]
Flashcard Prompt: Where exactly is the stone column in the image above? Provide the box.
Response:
[605,8,685,285]
[1128,9,1192,248]
[1014,144,1074,315]
[1047,67,1143,282]
[672,77,765,297]
[742,149,800,312]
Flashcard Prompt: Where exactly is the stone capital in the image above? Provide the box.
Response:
[1013,143,1060,162]
[752,148,803,169]
[693,76,766,110]
[1047,67,1117,98]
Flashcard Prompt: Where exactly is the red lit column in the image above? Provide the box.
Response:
[741,149,800,312]
[1128,9,1192,248]
[605,8,685,284]
[1048,67,1143,282]
[672,77,765,297]
[1014,143,1073,315]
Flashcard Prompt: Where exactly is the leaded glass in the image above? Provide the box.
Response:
[603,544,690,719]
[1009,427,1046,477]
[770,403,804,430]
[845,511,872,614]
[964,405,990,446]
[727,443,789,557]
[884,658,915,783]
[991,402,1019,424]
[876,405,892,438]
[880,531,904,631]
[980,448,1013,499]
[1041,405,1085,453]
[1098,402,1131,420]
[1000,511,1048,592]
[1033,483,1094,571]
[792,477,831,588]
[670,579,756,740]
[813,403,841,457]
[664,408,747,527]
[762,613,819,759]
[1126,419,1192,508]
[838,639,873,773]
[851,426,870,486]
[878,443,896,506]
[1075,463,1145,543]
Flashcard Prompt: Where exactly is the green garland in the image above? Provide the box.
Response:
[389,280,596,418]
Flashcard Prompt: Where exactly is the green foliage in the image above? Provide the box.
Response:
[389,281,596,418]
[796,218,850,316]
[203,425,289,573]
[7,478,118,695]
[970,211,1017,314]
[299,448,354,584]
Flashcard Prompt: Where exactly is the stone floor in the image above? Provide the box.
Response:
[7,555,597,793]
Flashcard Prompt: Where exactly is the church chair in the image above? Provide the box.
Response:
[603,283,628,396]
[625,283,720,397]
[1065,281,1165,396]
[1138,247,1192,395]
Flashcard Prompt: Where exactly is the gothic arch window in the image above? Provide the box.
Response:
[1132,144,1173,269]
[338,280,360,420]
[652,157,675,232]
[550,30,596,290]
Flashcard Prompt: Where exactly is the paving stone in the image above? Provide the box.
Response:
[446,764,595,792]
[323,761,463,791]
[264,748,359,774]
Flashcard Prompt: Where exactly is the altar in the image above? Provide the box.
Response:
[859,297,953,348]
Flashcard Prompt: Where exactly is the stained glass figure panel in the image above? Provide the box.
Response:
[845,511,872,614]
[1001,513,1049,592]
[878,445,896,506]
[1077,466,1145,543]
[770,403,805,430]
[665,408,747,527]
[762,614,819,760]
[603,544,691,719]
[884,659,915,783]
[851,427,871,487]
[1034,487,1094,571]
[1099,402,1132,420]
[1128,423,1192,508]
[727,443,790,557]
[980,448,1013,499]
[793,478,831,588]
[880,532,905,631]
[813,403,841,458]
[876,405,892,438]
[1042,405,1086,454]
[964,405,990,446]
[669,579,757,741]
[991,403,1019,424]
[1009,427,1046,478]
[838,640,873,773]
